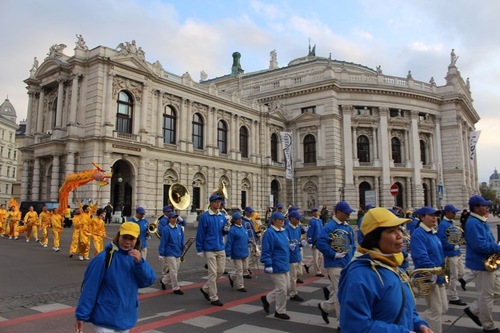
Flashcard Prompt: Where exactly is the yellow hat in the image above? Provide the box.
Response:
[361,207,411,236]
[120,222,140,238]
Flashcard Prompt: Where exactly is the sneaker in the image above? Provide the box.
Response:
[228,275,234,288]
[14,237,18,240]
[274,312,290,320]
[0,234,4,237]
[84,257,90,260]
[200,288,210,301]
[318,303,330,324]
[55,248,60,252]
[35,239,40,243]
[210,299,223,306]
[261,295,270,313]
[8,236,12,239]
[322,286,330,300]
[237,288,247,292]
[464,307,482,327]
[290,295,304,301]
[173,289,184,295]
[303,264,310,274]
[160,281,166,290]
[43,244,48,248]
[296,279,304,284]
[26,239,30,243]
[459,277,467,291]
[52,247,56,251]
[69,253,74,258]
[449,299,467,306]
[79,256,84,261]
[316,273,325,277]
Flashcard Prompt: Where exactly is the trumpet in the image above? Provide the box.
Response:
[409,267,447,296]
[328,229,353,254]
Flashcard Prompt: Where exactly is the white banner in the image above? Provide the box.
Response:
[469,130,481,167]
[281,132,293,180]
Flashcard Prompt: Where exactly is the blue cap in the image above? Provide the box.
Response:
[136,207,146,214]
[388,208,400,217]
[167,212,178,219]
[311,207,319,212]
[469,195,492,207]
[163,206,172,212]
[288,206,298,212]
[365,204,374,210]
[232,212,243,220]
[419,206,440,215]
[209,194,223,202]
[244,206,254,213]
[270,211,286,220]
[443,204,460,213]
[335,201,355,214]
[276,203,284,209]
[288,210,303,219]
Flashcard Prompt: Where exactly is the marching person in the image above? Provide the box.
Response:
[75,222,156,333]
[463,195,500,333]
[23,205,39,242]
[69,208,83,258]
[225,211,250,292]
[79,205,93,260]
[51,208,63,252]
[437,204,467,306]
[6,205,21,240]
[196,193,228,306]
[338,208,433,333]
[91,208,108,256]
[0,203,7,236]
[128,207,149,259]
[305,207,324,277]
[410,206,447,333]
[159,211,185,295]
[315,201,356,328]
[286,210,307,301]
[260,210,291,320]
[38,205,51,247]
[64,205,72,228]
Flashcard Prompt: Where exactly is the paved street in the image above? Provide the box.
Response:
[0,218,499,332]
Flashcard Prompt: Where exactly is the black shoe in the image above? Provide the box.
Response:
[464,307,482,327]
[274,312,290,320]
[304,264,310,274]
[316,273,325,277]
[204,264,208,269]
[322,286,330,300]
[211,299,223,306]
[318,303,329,324]
[200,288,210,301]
[247,269,252,275]
[449,299,467,306]
[261,295,270,313]
[228,275,234,288]
[237,288,247,292]
[173,289,184,295]
[69,254,73,258]
[290,295,304,301]
[483,329,499,333]
[296,279,304,284]
[160,281,166,290]
[459,277,467,291]
[223,270,228,275]
[243,275,252,279]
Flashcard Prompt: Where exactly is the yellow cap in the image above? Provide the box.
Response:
[361,207,411,236]
[120,222,140,238]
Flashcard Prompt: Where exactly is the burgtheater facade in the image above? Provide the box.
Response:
[20,36,479,216]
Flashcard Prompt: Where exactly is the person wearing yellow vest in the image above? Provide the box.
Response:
[51,208,63,252]
[91,208,107,256]
[6,205,21,239]
[0,204,7,236]
[38,206,51,248]
[24,205,39,242]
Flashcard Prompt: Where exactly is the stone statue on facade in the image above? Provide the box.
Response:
[32,57,39,70]
[407,70,413,79]
[75,34,88,51]
[116,40,142,57]
[376,65,382,74]
[269,49,278,70]
[450,49,459,66]
[429,77,436,86]
[200,70,208,81]
[47,44,67,58]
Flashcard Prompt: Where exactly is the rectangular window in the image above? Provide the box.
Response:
[301,106,316,114]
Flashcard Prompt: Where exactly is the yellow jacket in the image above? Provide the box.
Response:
[51,214,63,232]
[0,208,7,222]
[39,211,51,227]
[24,211,39,226]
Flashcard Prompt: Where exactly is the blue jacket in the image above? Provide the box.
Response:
[157,215,168,236]
[75,243,156,330]
[464,213,500,271]
[357,215,365,244]
[225,224,249,259]
[410,224,446,284]
[285,223,303,263]
[128,217,149,249]
[315,218,355,268]
[406,217,419,235]
[260,225,290,273]
[306,217,323,245]
[338,253,428,332]
[195,209,227,252]
[437,217,461,257]
[159,223,184,258]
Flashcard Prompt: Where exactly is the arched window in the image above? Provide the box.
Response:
[271,133,279,162]
[420,140,427,165]
[240,126,249,158]
[391,137,402,164]
[192,113,204,149]
[116,91,133,133]
[357,135,370,162]
[163,105,176,144]
[303,134,316,163]
[217,120,228,154]
[358,181,372,208]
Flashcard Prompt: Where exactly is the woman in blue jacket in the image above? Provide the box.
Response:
[225,211,250,292]
[75,222,156,333]
[338,208,432,333]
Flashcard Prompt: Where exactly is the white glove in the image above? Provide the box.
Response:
[265,267,273,274]
[430,274,438,284]
[197,252,204,257]
[177,216,184,222]
[454,245,460,251]
[303,226,309,232]
[226,257,231,262]
[223,225,230,232]
[158,256,164,261]
[300,239,307,247]
[335,252,346,259]
[405,253,412,261]
[289,243,297,251]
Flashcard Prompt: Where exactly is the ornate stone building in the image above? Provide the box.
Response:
[0,98,19,204]
[20,36,479,216]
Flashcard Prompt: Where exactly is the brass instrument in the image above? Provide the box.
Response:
[147,220,160,238]
[401,226,411,252]
[446,225,465,245]
[328,229,353,254]
[409,267,447,296]
[485,253,500,272]
[245,221,261,257]
[180,237,195,262]
[169,183,191,210]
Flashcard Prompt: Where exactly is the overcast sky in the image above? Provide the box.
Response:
[1,0,499,183]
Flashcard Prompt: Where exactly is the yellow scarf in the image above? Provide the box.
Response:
[357,246,404,273]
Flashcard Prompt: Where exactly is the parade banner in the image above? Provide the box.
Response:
[469,130,481,168]
[281,132,293,180]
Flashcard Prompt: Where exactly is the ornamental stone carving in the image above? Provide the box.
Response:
[112,77,144,102]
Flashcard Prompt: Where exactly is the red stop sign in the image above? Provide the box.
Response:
[390,184,399,197]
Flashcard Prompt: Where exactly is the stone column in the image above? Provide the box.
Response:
[26,92,35,136]
[231,114,237,159]
[105,72,114,126]
[140,83,149,133]
[136,157,146,207]
[352,126,358,160]
[341,105,354,203]
[372,127,378,160]
[36,90,45,133]
[69,74,79,125]
[33,159,40,200]
[410,111,423,206]
[379,107,391,206]
[51,155,60,201]
[56,79,64,128]
[156,90,163,145]
[66,152,75,204]
[21,160,30,201]
[101,152,111,205]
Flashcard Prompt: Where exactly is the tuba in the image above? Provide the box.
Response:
[169,183,191,211]
[485,254,500,272]
[328,229,353,254]
[409,267,447,296]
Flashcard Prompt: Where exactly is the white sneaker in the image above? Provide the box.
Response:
[84,257,90,260]
[43,244,47,248]
[8,236,12,239]
[14,237,18,240]
[55,248,60,252]
[26,239,30,242]
[79,256,84,261]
